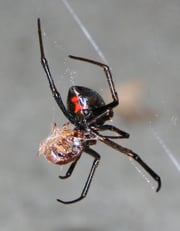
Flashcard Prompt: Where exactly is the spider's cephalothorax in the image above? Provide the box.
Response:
[37,18,161,204]
[67,86,113,128]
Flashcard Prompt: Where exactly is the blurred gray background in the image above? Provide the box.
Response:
[0,0,180,230]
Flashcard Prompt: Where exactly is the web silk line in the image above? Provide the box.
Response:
[61,0,108,64]
[151,127,180,172]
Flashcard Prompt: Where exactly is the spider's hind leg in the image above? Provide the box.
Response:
[57,148,100,204]
[99,137,161,192]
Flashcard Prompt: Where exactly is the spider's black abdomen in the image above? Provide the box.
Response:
[67,86,113,125]
[67,86,105,112]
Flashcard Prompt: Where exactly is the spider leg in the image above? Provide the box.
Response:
[37,18,74,123]
[57,148,100,204]
[59,156,80,179]
[69,55,119,108]
[99,137,161,192]
[94,124,130,139]
[87,108,113,127]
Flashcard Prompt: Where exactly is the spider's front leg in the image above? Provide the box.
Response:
[68,55,119,108]
[37,18,59,96]
[37,18,74,123]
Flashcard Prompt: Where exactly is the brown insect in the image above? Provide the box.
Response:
[38,123,86,165]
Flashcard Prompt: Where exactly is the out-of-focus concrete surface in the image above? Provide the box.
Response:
[0,0,179,230]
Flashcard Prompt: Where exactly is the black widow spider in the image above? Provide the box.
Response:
[37,18,161,204]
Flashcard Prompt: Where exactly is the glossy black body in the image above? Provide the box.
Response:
[37,18,161,204]
[67,86,113,127]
